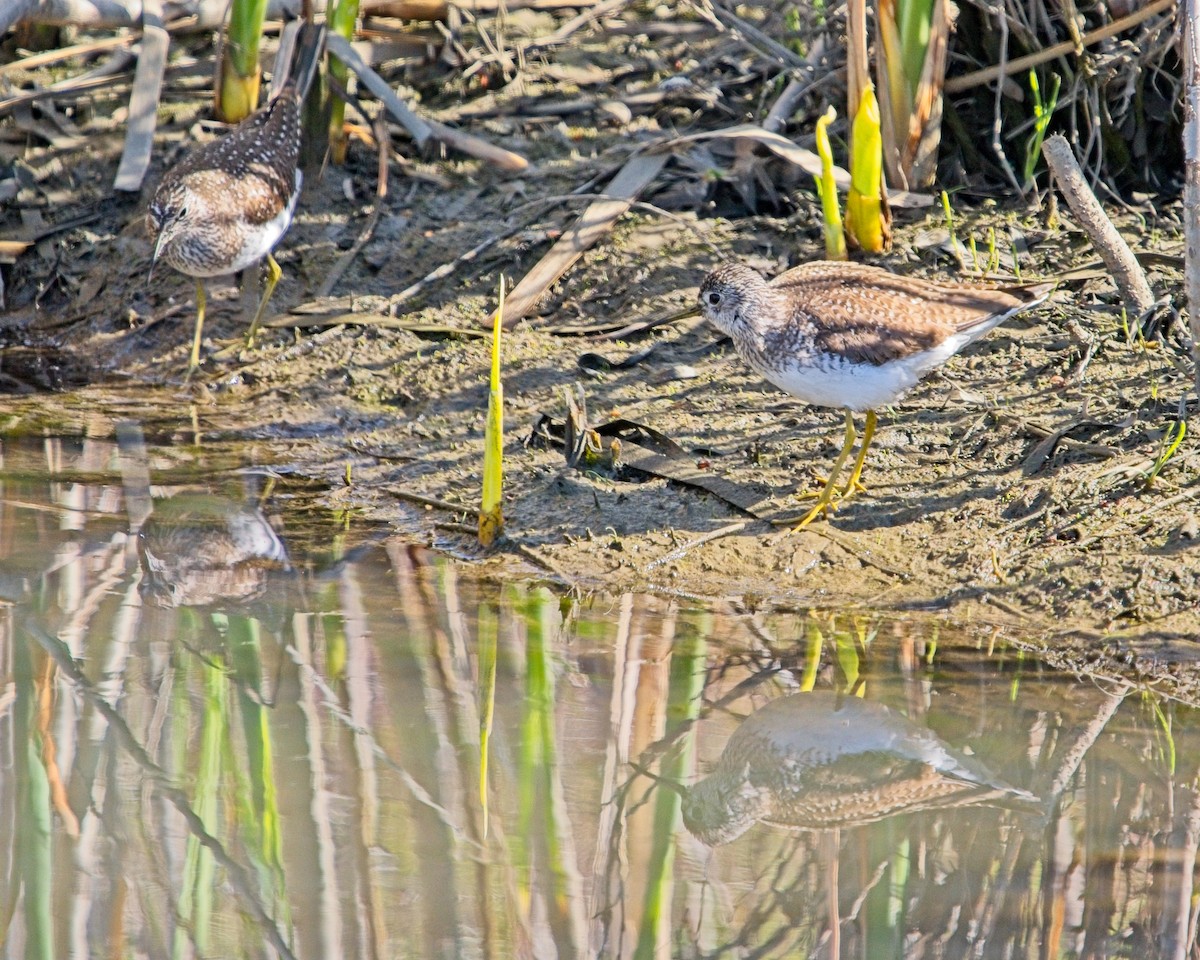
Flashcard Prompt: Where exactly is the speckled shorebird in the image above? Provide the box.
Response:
[698,261,1053,529]
[147,23,325,373]
[681,692,1038,846]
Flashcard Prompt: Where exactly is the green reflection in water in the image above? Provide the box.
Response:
[4,430,1200,960]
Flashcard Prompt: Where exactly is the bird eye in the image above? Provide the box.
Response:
[706,291,722,306]
[177,205,189,219]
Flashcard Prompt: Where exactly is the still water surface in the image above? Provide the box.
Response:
[0,429,1196,959]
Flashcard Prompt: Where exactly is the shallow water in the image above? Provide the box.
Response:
[0,426,1197,960]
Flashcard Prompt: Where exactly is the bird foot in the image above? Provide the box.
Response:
[772,489,843,532]
[838,476,868,499]
[772,501,837,532]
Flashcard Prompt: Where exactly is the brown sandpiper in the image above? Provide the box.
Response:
[147,22,325,373]
[697,260,1053,529]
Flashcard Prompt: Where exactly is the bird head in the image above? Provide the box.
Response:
[697,262,769,338]
[680,760,761,847]
[146,181,197,281]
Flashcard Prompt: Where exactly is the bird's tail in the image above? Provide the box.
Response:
[279,21,325,101]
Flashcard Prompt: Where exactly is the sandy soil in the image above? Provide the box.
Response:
[1,14,1198,654]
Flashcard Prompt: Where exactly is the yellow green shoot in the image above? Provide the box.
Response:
[1144,420,1186,490]
[216,0,269,122]
[327,0,361,164]
[814,107,847,261]
[478,277,506,547]
[845,86,889,252]
[940,190,964,270]
[897,0,934,98]
[1022,70,1061,190]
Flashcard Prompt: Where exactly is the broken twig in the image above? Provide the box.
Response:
[498,151,669,328]
[1042,134,1155,320]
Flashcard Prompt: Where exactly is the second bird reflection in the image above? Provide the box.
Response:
[137,495,291,608]
[682,692,1038,846]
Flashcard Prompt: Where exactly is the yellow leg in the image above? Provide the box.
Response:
[188,279,207,374]
[245,253,282,348]
[840,408,877,499]
[775,410,858,531]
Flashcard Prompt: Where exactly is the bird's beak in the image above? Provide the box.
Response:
[147,228,170,284]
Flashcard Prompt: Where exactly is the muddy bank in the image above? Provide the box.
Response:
[0,13,1195,652]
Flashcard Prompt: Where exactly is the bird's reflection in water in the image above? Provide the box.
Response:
[683,691,1038,846]
[137,494,291,608]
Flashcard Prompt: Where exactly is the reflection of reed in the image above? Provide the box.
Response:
[5,429,1200,960]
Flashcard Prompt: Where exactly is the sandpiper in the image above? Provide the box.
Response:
[698,260,1053,529]
[147,22,325,373]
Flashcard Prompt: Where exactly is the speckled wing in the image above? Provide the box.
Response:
[172,100,300,227]
[768,260,1046,367]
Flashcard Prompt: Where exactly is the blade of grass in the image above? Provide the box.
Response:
[1144,420,1186,490]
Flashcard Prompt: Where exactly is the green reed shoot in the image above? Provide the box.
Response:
[217,0,270,121]
[940,190,965,270]
[479,278,506,546]
[173,657,224,959]
[846,87,888,252]
[1022,70,1061,190]
[893,0,934,100]
[327,0,360,163]
[1144,420,1186,489]
[814,107,847,260]
[835,621,861,690]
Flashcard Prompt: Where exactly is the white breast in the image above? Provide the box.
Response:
[761,334,972,412]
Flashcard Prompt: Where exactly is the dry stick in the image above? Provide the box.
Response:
[112,0,169,191]
[315,112,390,298]
[325,32,527,171]
[323,33,432,146]
[364,0,595,17]
[1042,134,1156,320]
[642,521,749,572]
[945,0,1176,93]
[473,0,634,65]
[0,33,137,73]
[1186,1,1200,393]
[498,150,669,328]
[694,0,810,74]
[386,220,531,311]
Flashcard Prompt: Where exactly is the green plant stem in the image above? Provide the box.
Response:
[217,0,269,121]
[327,0,360,163]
